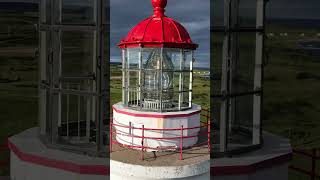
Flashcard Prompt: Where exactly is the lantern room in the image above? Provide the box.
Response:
[37,0,109,156]
[118,0,198,112]
[112,0,203,151]
[7,1,109,180]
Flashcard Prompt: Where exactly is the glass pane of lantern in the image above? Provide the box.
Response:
[45,88,51,135]
[238,0,257,27]
[172,72,180,92]
[172,92,180,108]
[40,0,52,24]
[231,32,256,93]
[184,50,193,70]
[142,48,153,68]
[61,0,95,24]
[183,71,191,92]
[128,71,139,88]
[211,31,225,153]
[39,31,51,80]
[142,69,160,104]
[164,48,181,70]
[127,48,140,69]
[211,0,224,27]
[211,32,223,96]
[211,97,222,155]
[182,91,190,108]
[227,94,254,150]
[61,31,94,77]
[60,93,95,142]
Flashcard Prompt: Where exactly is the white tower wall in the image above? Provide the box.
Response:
[112,103,202,152]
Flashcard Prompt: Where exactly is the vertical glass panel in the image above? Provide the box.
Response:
[60,92,95,144]
[211,97,222,156]
[184,50,193,70]
[164,48,181,70]
[40,0,52,24]
[211,0,224,27]
[172,72,180,106]
[128,71,139,88]
[141,48,153,67]
[238,0,257,27]
[39,31,51,81]
[182,72,190,91]
[61,31,94,76]
[127,48,140,69]
[232,32,256,93]
[227,94,254,150]
[45,88,51,135]
[182,91,190,107]
[61,0,95,24]
[211,32,223,98]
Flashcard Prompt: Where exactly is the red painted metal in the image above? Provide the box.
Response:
[112,122,207,131]
[112,128,207,140]
[8,140,109,175]
[110,116,113,153]
[208,118,211,153]
[141,125,145,160]
[180,125,183,160]
[118,0,198,50]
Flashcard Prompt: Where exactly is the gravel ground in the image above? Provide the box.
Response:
[110,143,210,166]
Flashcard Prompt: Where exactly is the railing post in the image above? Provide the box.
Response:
[311,148,316,180]
[180,125,183,160]
[141,125,144,160]
[110,117,112,153]
[208,118,211,153]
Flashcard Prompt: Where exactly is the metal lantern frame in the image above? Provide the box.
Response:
[211,0,267,157]
[121,47,194,112]
[38,0,109,157]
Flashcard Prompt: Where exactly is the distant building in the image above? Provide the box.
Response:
[280,33,287,37]
[267,33,274,37]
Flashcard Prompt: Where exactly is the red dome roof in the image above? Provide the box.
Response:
[118,0,198,50]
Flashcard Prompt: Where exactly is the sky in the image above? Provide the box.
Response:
[110,0,210,68]
[1,0,319,20]
[1,0,318,67]
[110,0,320,68]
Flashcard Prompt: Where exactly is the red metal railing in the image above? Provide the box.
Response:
[289,148,320,180]
[110,109,211,160]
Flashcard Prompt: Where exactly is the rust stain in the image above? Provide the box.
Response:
[157,118,163,129]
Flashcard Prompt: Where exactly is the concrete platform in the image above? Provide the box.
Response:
[212,132,292,180]
[110,139,210,179]
[0,177,10,180]
[8,127,109,180]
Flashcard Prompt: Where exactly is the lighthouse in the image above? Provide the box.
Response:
[110,0,210,179]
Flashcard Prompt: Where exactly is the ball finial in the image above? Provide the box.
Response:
[152,0,167,9]
[151,0,167,17]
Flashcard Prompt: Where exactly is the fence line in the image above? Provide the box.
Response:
[289,148,320,180]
